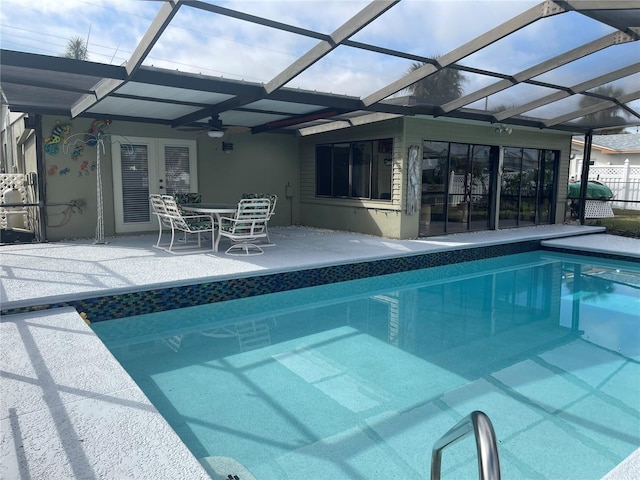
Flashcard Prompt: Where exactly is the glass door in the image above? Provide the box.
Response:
[499,147,556,228]
[499,147,523,228]
[112,136,197,233]
[420,141,449,236]
[538,150,558,224]
[468,145,496,231]
[446,143,471,233]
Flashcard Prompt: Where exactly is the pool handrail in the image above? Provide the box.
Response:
[430,410,501,480]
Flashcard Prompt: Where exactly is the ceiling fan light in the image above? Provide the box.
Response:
[207,130,224,138]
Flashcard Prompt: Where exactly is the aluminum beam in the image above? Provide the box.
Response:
[362,0,566,107]
[70,0,182,118]
[265,0,399,95]
[544,89,640,126]
[441,31,635,113]
[556,1,640,10]
[494,62,640,121]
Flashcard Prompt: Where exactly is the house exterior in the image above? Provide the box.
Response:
[570,134,640,210]
[27,112,572,242]
[2,2,638,242]
[570,134,640,179]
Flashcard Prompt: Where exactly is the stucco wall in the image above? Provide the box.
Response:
[298,118,406,238]
[41,116,299,241]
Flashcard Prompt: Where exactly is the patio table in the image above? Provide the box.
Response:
[181,203,237,252]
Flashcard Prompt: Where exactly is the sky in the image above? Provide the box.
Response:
[0,0,638,118]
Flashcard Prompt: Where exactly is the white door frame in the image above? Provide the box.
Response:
[112,136,197,234]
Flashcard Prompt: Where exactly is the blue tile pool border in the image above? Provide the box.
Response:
[2,240,637,322]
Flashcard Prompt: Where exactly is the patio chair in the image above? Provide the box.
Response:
[219,197,271,255]
[149,194,173,248]
[241,193,278,245]
[173,192,202,210]
[161,195,215,253]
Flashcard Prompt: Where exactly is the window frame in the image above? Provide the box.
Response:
[315,138,393,201]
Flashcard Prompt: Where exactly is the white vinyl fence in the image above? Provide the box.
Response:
[577,159,640,211]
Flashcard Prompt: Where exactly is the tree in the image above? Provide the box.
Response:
[577,85,628,134]
[404,58,466,105]
[62,36,89,60]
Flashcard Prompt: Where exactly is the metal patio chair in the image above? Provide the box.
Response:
[219,197,271,255]
[160,195,215,253]
[241,193,278,245]
[149,194,173,248]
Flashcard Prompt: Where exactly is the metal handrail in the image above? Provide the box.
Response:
[430,411,501,480]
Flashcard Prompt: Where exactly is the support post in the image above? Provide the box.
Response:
[35,114,47,242]
[578,132,593,225]
[622,158,630,210]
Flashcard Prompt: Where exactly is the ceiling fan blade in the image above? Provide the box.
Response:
[225,125,251,135]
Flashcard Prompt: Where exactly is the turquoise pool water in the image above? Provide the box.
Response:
[93,251,640,480]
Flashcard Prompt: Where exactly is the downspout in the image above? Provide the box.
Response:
[577,131,593,225]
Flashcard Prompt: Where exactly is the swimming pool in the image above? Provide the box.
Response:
[93,251,640,480]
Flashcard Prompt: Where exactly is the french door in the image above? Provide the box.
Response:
[112,136,197,233]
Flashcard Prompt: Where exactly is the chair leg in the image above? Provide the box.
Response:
[225,242,264,256]
[156,220,164,247]
[168,223,176,252]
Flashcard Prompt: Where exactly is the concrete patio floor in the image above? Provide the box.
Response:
[1,225,639,479]
[3,224,639,311]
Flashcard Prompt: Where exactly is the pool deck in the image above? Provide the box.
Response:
[1,225,639,479]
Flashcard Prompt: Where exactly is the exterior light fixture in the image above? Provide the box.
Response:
[222,142,234,153]
[495,125,512,135]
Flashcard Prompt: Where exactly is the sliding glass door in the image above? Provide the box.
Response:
[499,147,558,228]
[420,140,557,236]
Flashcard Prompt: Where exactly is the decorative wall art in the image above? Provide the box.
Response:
[61,119,111,243]
[44,120,72,155]
[62,120,133,245]
[406,145,421,215]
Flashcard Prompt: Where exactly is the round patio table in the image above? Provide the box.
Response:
[181,203,237,252]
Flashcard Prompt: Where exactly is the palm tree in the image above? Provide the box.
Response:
[62,36,89,60]
[405,58,466,105]
[577,85,627,133]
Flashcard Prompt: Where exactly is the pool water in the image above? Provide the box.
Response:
[93,251,640,480]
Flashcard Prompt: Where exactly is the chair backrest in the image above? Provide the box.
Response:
[174,193,201,215]
[150,194,172,228]
[161,195,191,230]
[242,193,277,219]
[226,198,271,235]
[174,192,201,205]
[266,194,277,218]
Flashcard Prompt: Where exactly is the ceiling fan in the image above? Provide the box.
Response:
[205,115,226,138]
[176,114,250,138]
